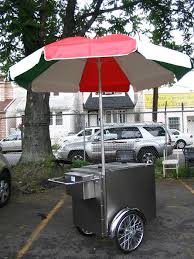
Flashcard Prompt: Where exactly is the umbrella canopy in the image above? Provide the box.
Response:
[9,34,193,93]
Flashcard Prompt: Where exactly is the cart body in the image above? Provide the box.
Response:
[61,162,156,236]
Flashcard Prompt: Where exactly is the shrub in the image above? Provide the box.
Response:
[71,159,91,168]
[12,156,69,194]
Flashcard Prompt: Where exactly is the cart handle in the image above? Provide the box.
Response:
[48,177,99,186]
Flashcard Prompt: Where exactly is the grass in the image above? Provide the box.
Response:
[71,159,91,168]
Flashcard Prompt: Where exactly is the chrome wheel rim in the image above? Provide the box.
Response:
[177,141,185,149]
[72,155,84,160]
[81,228,93,235]
[0,180,9,204]
[117,213,144,252]
[142,152,154,164]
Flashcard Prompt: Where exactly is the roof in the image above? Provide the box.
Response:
[0,99,14,112]
[84,93,135,110]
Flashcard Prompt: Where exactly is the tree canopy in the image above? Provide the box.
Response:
[1,0,193,72]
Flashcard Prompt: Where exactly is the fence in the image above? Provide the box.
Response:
[1,108,194,165]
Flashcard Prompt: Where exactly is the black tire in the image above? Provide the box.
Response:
[115,211,144,253]
[0,172,11,208]
[176,140,186,149]
[138,148,157,164]
[76,226,95,236]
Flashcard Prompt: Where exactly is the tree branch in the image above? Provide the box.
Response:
[78,0,104,36]
[80,5,126,19]
[78,0,141,36]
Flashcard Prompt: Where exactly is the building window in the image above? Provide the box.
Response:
[105,110,126,124]
[118,110,126,123]
[50,112,53,125]
[56,112,63,125]
[168,117,180,130]
[105,111,112,123]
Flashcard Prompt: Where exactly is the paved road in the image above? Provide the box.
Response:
[1,179,194,258]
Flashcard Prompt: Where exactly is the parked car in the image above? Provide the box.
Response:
[0,149,12,207]
[61,127,100,144]
[56,123,174,163]
[0,133,22,153]
[168,129,193,149]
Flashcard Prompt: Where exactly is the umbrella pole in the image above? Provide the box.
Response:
[97,58,106,237]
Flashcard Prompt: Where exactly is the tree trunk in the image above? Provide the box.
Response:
[152,87,158,122]
[20,87,52,163]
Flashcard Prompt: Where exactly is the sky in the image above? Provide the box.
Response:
[175,69,194,88]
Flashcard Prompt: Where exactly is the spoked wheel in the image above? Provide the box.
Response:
[68,151,87,161]
[76,226,95,236]
[138,148,157,164]
[115,211,144,253]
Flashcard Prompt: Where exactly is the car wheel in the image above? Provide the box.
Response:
[176,140,186,149]
[76,226,95,236]
[0,172,11,208]
[138,148,157,164]
[68,151,86,161]
[115,211,144,253]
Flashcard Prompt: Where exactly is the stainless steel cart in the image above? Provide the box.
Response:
[49,162,156,253]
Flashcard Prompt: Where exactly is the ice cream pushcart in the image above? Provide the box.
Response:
[49,162,156,253]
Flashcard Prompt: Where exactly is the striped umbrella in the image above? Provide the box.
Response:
[9,34,193,93]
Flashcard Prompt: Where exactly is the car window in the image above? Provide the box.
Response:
[78,129,93,136]
[97,127,142,140]
[84,129,93,136]
[94,129,99,133]
[77,130,84,136]
[97,128,119,140]
[172,130,179,135]
[120,127,142,139]
[4,135,18,141]
[143,126,166,137]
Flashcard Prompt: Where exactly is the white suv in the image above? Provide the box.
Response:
[56,123,173,163]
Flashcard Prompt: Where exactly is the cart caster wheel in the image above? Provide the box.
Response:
[115,211,144,253]
[76,226,95,236]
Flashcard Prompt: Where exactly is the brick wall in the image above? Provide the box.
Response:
[0,114,6,139]
[0,78,13,101]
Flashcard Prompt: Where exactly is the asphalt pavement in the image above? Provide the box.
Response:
[1,179,194,258]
